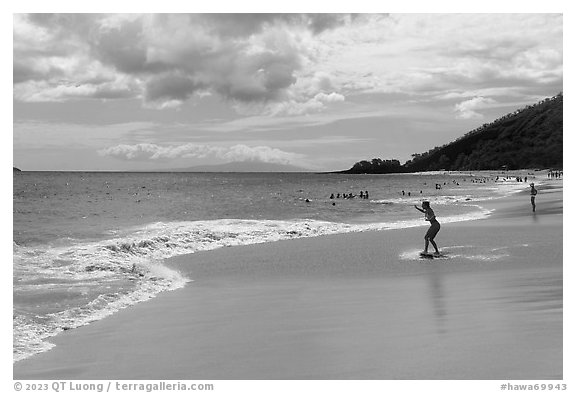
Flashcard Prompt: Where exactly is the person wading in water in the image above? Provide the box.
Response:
[530,183,538,212]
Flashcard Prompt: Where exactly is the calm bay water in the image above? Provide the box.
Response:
[13,171,522,361]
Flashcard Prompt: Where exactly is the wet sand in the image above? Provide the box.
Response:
[13,184,563,380]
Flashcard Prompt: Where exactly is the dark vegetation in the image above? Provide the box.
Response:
[342,93,563,174]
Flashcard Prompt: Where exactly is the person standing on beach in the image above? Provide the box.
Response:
[414,201,441,255]
[530,183,538,212]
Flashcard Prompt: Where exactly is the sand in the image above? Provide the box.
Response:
[13,184,563,380]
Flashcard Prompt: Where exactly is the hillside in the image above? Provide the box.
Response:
[343,93,563,174]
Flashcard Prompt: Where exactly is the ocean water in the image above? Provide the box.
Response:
[13,171,526,361]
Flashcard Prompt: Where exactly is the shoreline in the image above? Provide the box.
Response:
[13,181,563,379]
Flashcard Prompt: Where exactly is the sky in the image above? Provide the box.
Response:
[12,13,563,171]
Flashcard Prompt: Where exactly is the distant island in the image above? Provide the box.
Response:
[13,167,22,172]
[341,93,562,174]
[164,161,310,173]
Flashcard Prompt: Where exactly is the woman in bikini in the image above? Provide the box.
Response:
[414,201,441,255]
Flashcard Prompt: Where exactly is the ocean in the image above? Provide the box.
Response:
[13,171,527,361]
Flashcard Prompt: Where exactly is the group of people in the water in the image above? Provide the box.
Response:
[496,175,531,183]
[402,179,468,197]
[548,170,562,179]
[330,191,370,200]
[327,174,537,204]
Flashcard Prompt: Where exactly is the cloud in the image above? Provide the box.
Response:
[233,91,346,116]
[99,143,303,165]
[312,14,562,99]
[14,78,136,102]
[143,71,207,108]
[220,145,302,164]
[272,92,346,116]
[13,13,562,117]
[13,13,354,114]
[14,120,158,148]
[453,96,497,119]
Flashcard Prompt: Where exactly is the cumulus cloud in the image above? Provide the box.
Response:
[269,92,346,116]
[99,143,303,165]
[13,13,353,113]
[312,13,562,100]
[233,91,346,116]
[454,96,497,119]
[13,13,562,116]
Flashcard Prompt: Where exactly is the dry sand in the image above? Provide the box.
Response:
[13,183,563,380]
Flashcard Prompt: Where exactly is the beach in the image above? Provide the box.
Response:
[13,183,563,380]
